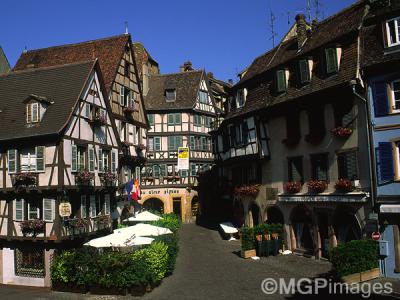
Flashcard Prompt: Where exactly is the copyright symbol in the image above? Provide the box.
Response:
[261,278,278,294]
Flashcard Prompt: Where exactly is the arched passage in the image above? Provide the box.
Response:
[333,207,361,244]
[265,206,284,224]
[249,202,260,227]
[142,197,164,214]
[291,206,314,254]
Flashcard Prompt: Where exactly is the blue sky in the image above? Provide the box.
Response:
[1,0,355,82]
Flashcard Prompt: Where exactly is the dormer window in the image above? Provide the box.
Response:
[27,102,39,123]
[165,89,176,102]
[236,88,247,108]
[276,69,287,93]
[199,90,208,104]
[385,17,400,47]
[325,48,339,74]
[299,59,310,84]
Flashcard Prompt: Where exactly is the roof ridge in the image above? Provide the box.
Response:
[1,60,96,77]
[151,70,203,77]
[23,34,129,54]
[312,0,364,28]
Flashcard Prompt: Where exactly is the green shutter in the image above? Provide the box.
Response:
[71,145,77,172]
[8,149,17,174]
[190,136,195,149]
[35,146,45,172]
[299,59,310,83]
[168,114,174,125]
[153,165,160,178]
[89,147,95,172]
[148,114,154,126]
[175,113,181,125]
[325,48,338,74]
[168,136,174,150]
[111,151,117,173]
[201,137,206,151]
[98,149,103,172]
[177,136,183,148]
[276,70,286,92]
[15,198,24,221]
[155,137,161,151]
[160,164,167,177]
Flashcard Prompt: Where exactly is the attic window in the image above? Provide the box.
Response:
[276,70,287,93]
[325,48,339,74]
[385,17,400,47]
[299,59,310,84]
[236,88,247,108]
[27,102,39,123]
[198,90,208,104]
[165,89,176,102]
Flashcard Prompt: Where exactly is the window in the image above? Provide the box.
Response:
[168,136,183,151]
[333,101,353,127]
[15,198,24,221]
[325,48,338,74]
[385,17,400,47]
[98,149,103,172]
[189,136,195,150]
[43,198,55,222]
[307,106,326,138]
[198,90,208,104]
[78,147,85,172]
[391,80,400,112]
[153,137,161,151]
[193,115,202,127]
[165,89,176,102]
[200,136,207,151]
[15,248,45,278]
[148,138,154,151]
[36,146,45,172]
[396,142,400,180]
[148,114,154,126]
[119,87,130,107]
[111,151,117,173]
[276,70,287,93]
[124,62,130,77]
[102,150,109,172]
[168,113,181,125]
[288,157,304,182]
[81,195,87,218]
[337,151,358,180]
[28,200,39,220]
[204,116,212,128]
[311,153,329,181]
[376,142,395,184]
[242,122,249,145]
[84,103,92,119]
[190,163,198,176]
[8,149,17,174]
[88,147,95,172]
[26,102,39,123]
[89,195,96,217]
[236,89,246,108]
[229,125,236,147]
[180,169,188,178]
[299,59,310,84]
[104,194,110,215]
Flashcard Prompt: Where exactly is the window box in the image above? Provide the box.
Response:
[307,180,327,193]
[136,144,146,151]
[96,215,111,229]
[123,106,136,114]
[100,171,117,188]
[75,170,94,186]
[334,178,354,193]
[19,219,45,237]
[12,172,37,188]
[284,181,302,194]
[331,127,353,138]
[174,175,181,180]
[89,115,107,126]
[233,184,261,197]
[71,218,88,232]
[120,155,147,167]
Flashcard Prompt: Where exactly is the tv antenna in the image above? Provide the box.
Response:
[268,9,277,47]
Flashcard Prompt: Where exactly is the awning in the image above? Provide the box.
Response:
[380,204,400,213]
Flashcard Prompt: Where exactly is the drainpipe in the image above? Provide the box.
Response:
[350,80,376,211]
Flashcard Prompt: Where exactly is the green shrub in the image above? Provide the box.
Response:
[150,213,181,233]
[329,239,379,278]
[132,242,169,283]
[241,227,255,251]
[155,234,179,274]
[51,250,73,284]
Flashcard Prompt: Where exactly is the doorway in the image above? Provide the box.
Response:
[173,197,182,219]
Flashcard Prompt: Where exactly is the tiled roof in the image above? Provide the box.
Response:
[0,61,94,141]
[225,1,366,121]
[145,70,203,111]
[13,35,130,94]
[0,46,10,74]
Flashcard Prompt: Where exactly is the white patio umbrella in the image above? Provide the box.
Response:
[123,211,162,222]
[84,231,154,248]
[114,223,172,237]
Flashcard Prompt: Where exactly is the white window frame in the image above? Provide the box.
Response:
[8,149,18,174]
[89,195,97,218]
[236,89,247,108]
[386,17,400,47]
[104,194,110,215]
[111,151,117,173]
[154,137,161,151]
[31,103,39,123]
[71,145,77,172]
[35,146,45,172]
[43,198,55,222]
[98,149,103,173]
[81,195,87,218]
[28,201,40,220]
[85,103,92,120]
[15,198,24,221]
[119,86,125,106]
[391,79,400,113]
[88,147,95,172]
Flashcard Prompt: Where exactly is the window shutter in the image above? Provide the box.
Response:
[32,103,39,122]
[71,145,77,172]
[168,114,174,125]
[81,195,87,218]
[15,198,24,221]
[177,136,183,148]
[242,122,249,144]
[119,86,125,106]
[383,22,389,48]
[168,136,174,150]
[85,103,91,119]
[299,60,310,83]
[36,146,45,172]
[325,48,338,74]
[276,70,286,92]
[26,104,32,123]
[155,137,161,151]
[190,136,195,149]
[377,142,395,183]
[130,91,135,108]
[8,149,17,174]
[153,165,160,178]
[175,113,181,124]
[98,149,103,172]
[89,147,95,172]
[148,114,154,126]
[111,151,117,173]
[89,196,96,217]
[43,198,55,222]
[373,82,389,117]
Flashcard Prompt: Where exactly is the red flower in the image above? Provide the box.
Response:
[334,178,354,192]
[233,184,261,196]
[331,127,353,138]
[307,180,327,193]
[284,181,302,194]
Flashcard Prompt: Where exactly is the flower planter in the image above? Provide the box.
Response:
[284,182,302,194]
[334,179,354,193]
[90,284,127,295]
[257,240,265,257]
[341,268,380,284]
[241,249,256,259]
[331,127,353,139]
[130,285,146,296]
[256,235,262,242]
[307,180,327,193]
[124,106,135,114]
[233,184,261,197]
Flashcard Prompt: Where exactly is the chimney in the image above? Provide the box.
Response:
[295,13,307,49]
[179,61,193,72]
[207,72,214,78]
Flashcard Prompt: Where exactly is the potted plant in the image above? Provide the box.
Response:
[91,115,107,126]
[100,171,117,187]
[136,143,146,151]
[284,181,302,194]
[13,172,37,187]
[75,170,94,186]
[20,219,45,237]
[307,180,327,193]
[72,218,87,234]
[124,106,135,114]
[331,126,353,138]
[234,184,261,197]
[240,227,256,258]
[335,178,354,193]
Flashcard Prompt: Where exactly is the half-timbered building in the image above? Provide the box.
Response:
[212,2,374,259]
[13,35,148,217]
[142,68,219,222]
[0,60,120,286]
